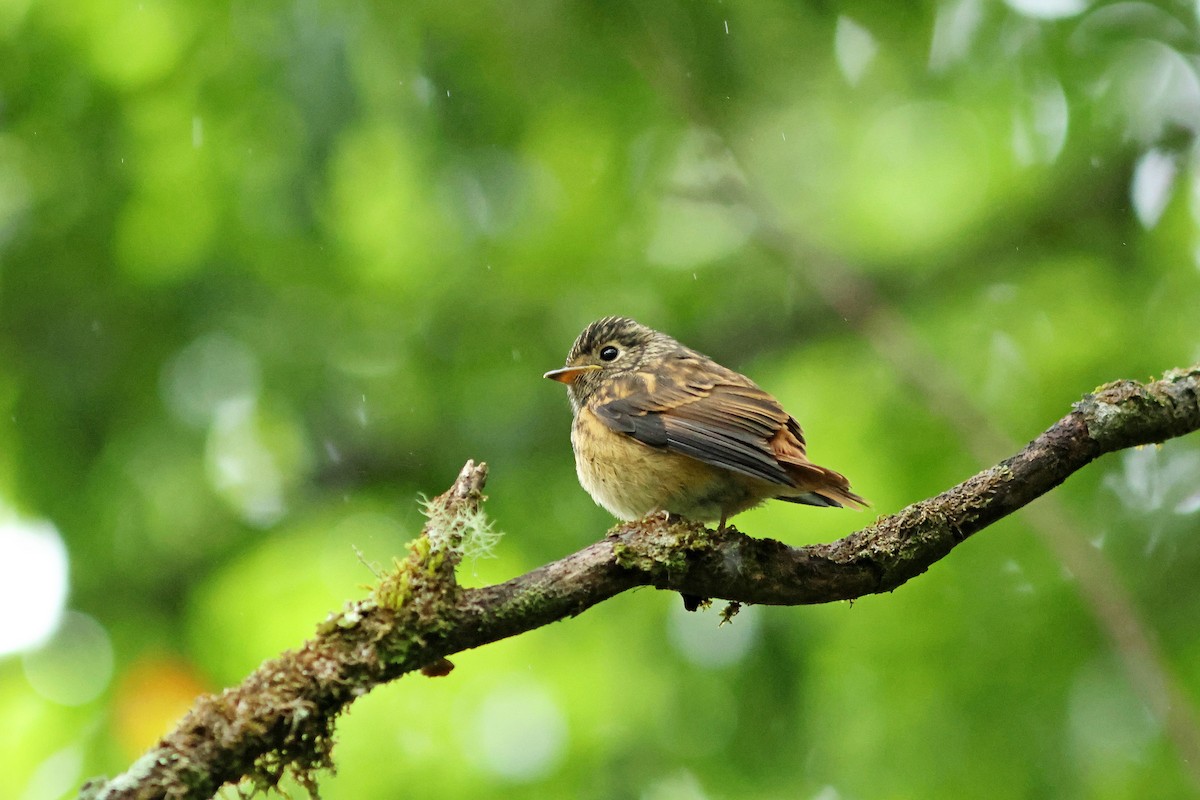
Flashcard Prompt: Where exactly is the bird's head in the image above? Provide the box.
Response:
[544,316,678,412]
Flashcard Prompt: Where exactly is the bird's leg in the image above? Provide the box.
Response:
[717,512,728,533]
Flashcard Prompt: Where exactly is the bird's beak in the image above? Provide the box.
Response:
[543,364,602,384]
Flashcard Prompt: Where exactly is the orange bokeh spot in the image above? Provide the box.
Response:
[112,655,209,759]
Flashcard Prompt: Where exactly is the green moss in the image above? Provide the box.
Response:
[612,518,715,578]
[370,532,455,612]
[373,632,417,667]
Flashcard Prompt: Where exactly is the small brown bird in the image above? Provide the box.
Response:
[545,316,866,531]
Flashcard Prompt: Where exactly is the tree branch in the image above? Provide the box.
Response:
[82,366,1200,800]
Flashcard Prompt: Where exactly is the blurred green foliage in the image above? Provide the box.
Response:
[2,0,1199,798]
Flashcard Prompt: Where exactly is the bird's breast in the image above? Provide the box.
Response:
[570,408,768,522]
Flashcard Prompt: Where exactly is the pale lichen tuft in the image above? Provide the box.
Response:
[418,490,504,562]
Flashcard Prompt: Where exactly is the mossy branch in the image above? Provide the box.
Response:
[80,366,1200,800]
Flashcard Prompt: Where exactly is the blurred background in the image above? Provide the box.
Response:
[2,0,1200,798]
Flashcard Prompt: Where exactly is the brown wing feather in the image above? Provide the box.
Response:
[591,358,791,486]
[592,353,865,511]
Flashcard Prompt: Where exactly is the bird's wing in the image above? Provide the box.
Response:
[591,357,806,488]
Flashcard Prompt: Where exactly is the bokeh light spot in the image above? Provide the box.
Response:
[1012,79,1069,165]
[668,603,760,668]
[19,746,83,800]
[326,124,447,286]
[642,770,710,800]
[468,680,568,782]
[113,656,208,759]
[1131,148,1179,229]
[86,0,189,88]
[161,333,261,429]
[929,0,984,72]
[852,101,990,259]
[645,198,756,268]
[1068,659,1157,779]
[834,17,878,86]
[1091,38,1200,145]
[0,517,68,656]
[205,399,292,528]
[646,129,757,268]
[0,135,32,248]
[22,611,114,706]
[1004,0,1086,20]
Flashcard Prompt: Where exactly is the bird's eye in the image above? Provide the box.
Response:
[599,345,620,362]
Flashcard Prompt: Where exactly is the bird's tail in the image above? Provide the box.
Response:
[777,461,869,510]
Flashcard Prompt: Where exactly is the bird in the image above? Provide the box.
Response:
[544,316,867,533]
